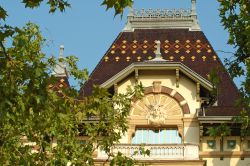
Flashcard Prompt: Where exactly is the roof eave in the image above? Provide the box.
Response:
[198,116,234,123]
[100,61,213,91]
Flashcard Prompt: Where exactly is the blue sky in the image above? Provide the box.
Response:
[1,0,239,86]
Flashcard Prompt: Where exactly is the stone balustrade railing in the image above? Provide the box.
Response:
[97,144,199,160]
[132,9,192,18]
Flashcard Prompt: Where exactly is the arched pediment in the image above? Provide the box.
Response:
[144,85,190,114]
[131,94,182,117]
[131,93,182,125]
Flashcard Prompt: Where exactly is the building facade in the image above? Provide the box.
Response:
[81,1,249,165]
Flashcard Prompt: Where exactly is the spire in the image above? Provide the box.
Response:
[52,45,68,77]
[190,0,200,31]
[123,4,134,31]
[128,3,134,17]
[191,0,197,17]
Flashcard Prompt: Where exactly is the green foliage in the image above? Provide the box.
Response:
[208,68,221,88]
[0,6,7,20]
[217,0,250,136]
[207,68,221,105]
[0,1,141,165]
[110,152,135,166]
[101,0,133,16]
[22,0,71,13]
[233,109,250,136]
[206,124,231,138]
[109,145,150,166]
[0,21,143,165]
[218,0,250,78]
[0,0,133,19]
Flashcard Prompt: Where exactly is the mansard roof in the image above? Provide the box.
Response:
[81,29,239,108]
[80,2,240,116]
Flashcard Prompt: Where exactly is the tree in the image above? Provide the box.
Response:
[217,0,250,135]
[0,0,133,20]
[2,0,247,164]
[206,124,231,152]
[0,1,143,165]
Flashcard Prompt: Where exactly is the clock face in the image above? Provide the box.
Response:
[131,94,183,119]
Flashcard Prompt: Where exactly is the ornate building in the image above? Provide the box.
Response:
[80,1,249,165]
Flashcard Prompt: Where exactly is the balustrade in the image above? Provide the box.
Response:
[97,144,199,160]
[132,9,192,18]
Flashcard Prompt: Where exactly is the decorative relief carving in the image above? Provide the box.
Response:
[131,94,183,126]
[146,103,165,126]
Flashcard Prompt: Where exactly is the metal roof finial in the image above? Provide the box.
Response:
[147,40,167,62]
[155,40,161,59]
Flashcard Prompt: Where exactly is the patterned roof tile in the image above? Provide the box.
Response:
[80,29,240,116]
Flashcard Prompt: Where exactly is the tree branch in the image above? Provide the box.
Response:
[0,41,11,60]
[216,50,235,55]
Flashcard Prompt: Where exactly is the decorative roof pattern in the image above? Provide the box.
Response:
[104,38,215,63]
[80,29,239,112]
[49,77,70,91]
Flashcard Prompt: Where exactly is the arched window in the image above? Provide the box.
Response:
[132,128,182,144]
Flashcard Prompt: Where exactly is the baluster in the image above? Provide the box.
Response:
[122,146,125,155]
[178,147,181,156]
[141,9,145,17]
[127,146,129,156]
[168,10,173,17]
[183,146,185,159]
[161,146,164,157]
[156,9,161,17]
[150,146,154,157]
[137,147,141,158]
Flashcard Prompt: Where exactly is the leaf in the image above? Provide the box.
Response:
[0,6,8,20]
[101,0,133,16]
